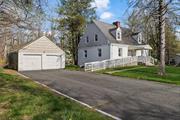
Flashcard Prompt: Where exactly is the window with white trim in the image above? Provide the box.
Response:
[118,48,122,56]
[138,33,142,44]
[95,34,98,41]
[116,29,122,41]
[117,32,121,40]
[98,48,102,57]
[86,36,89,43]
[84,50,87,58]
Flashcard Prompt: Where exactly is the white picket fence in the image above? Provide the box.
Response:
[138,56,155,65]
[85,56,138,72]
[84,56,155,72]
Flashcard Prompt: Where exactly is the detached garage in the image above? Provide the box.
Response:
[9,36,65,71]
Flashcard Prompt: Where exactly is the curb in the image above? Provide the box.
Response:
[17,72,122,120]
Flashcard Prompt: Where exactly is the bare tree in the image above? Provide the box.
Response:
[128,0,180,76]
[0,0,46,63]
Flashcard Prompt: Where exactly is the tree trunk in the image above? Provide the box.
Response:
[159,0,166,76]
[71,33,79,65]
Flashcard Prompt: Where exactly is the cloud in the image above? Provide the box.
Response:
[91,0,110,11]
[91,0,113,21]
[100,12,113,20]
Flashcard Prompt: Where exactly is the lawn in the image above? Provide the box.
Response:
[98,66,180,85]
[0,68,111,120]
[65,65,82,71]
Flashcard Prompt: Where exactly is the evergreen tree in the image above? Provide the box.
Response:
[57,0,96,65]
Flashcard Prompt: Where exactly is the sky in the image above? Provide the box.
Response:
[44,0,130,31]
[43,0,180,40]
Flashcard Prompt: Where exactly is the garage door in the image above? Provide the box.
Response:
[43,55,61,70]
[22,54,42,71]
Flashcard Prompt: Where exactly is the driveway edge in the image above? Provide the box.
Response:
[17,72,122,120]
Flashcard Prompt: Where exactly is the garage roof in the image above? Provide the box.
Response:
[17,36,64,54]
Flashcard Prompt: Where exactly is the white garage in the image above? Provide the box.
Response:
[8,36,65,71]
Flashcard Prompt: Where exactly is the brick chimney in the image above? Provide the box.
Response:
[113,21,120,28]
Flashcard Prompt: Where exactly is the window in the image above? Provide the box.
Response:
[98,48,102,57]
[95,34,98,41]
[118,48,122,56]
[84,50,87,58]
[116,29,121,41]
[117,32,121,39]
[138,33,142,44]
[128,50,132,56]
[86,36,89,43]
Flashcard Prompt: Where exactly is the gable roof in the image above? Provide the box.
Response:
[93,20,142,45]
[11,36,64,53]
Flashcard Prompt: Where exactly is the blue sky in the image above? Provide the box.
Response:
[44,0,130,31]
[92,0,129,24]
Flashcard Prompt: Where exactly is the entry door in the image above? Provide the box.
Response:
[22,54,42,71]
[44,55,61,69]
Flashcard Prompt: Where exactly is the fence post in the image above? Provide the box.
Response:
[91,64,93,72]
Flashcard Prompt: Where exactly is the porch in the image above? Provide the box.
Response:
[128,45,152,57]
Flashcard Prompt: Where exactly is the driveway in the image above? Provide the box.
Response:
[21,70,180,120]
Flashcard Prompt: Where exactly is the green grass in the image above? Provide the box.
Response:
[0,71,111,120]
[98,66,180,85]
[97,66,138,74]
[65,65,82,71]
[0,67,3,73]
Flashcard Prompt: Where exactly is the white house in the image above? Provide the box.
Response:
[9,36,65,71]
[175,53,180,65]
[78,20,152,67]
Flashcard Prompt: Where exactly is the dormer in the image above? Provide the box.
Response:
[137,32,143,44]
[113,21,122,41]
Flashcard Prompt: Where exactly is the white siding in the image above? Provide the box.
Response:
[19,36,64,54]
[78,23,108,48]
[136,50,149,56]
[78,45,110,66]
[175,55,180,64]
[136,50,142,56]
[110,43,128,59]
[18,36,65,71]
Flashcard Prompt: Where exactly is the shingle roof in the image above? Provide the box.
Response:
[93,20,140,45]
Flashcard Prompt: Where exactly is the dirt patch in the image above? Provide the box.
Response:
[0,102,10,115]
[0,59,5,67]
[21,115,32,120]
[3,69,18,75]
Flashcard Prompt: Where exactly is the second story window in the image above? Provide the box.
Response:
[138,33,142,44]
[116,30,121,41]
[95,34,98,41]
[118,48,122,56]
[117,32,121,39]
[86,36,89,43]
[98,48,102,57]
[84,50,87,58]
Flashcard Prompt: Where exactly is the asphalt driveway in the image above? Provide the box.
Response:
[21,70,180,120]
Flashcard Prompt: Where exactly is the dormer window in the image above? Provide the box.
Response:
[138,33,143,44]
[116,29,121,41]
[117,32,121,39]
[95,34,98,41]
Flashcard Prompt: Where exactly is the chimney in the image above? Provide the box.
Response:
[113,21,120,28]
